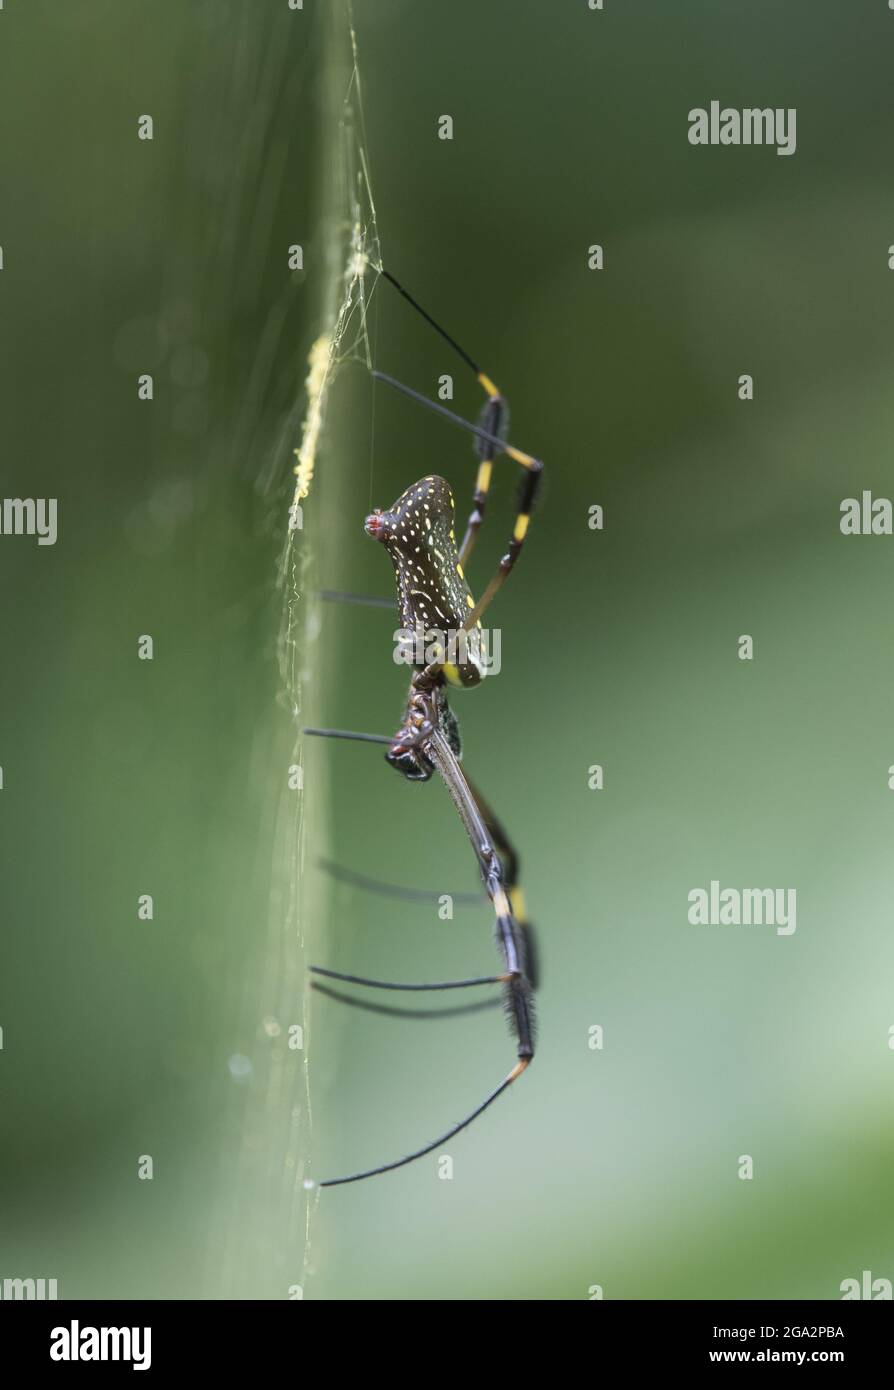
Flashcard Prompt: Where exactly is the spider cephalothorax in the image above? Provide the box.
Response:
[383,683,462,782]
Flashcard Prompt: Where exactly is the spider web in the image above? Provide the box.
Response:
[274,0,382,1293]
[209,0,380,1298]
[291,18,380,508]
[283,0,380,1284]
[276,0,382,1290]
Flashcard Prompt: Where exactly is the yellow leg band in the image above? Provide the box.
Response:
[476,460,493,494]
[510,888,527,921]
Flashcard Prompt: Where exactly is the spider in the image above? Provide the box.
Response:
[306,269,544,1187]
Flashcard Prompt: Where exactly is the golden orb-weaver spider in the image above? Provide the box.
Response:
[306,270,544,1187]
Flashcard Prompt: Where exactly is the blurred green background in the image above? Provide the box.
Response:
[2,0,894,1301]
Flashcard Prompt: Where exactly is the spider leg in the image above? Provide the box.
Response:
[462,453,543,630]
[306,731,491,991]
[426,726,536,1064]
[308,720,536,1189]
[462,769,539,990]
[317,857,483,906]
[459,393,504,570]
[303,726,391,745]
[370,370,544,630]
[311,984,500,1023]
[309,966,506,991]
[376,268,535,571]
[309,715,536,1057]
[316,1060,529,1188]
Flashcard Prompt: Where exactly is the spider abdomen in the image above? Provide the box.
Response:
[366,474,484,686]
